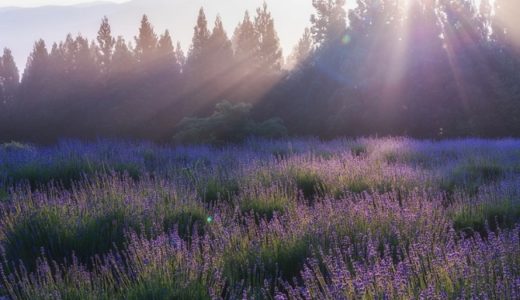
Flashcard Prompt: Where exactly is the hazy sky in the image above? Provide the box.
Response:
[0,0,128,7]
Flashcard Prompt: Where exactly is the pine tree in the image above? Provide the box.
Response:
[135,15,158,64]
[288,28,313,69]
[74,35,98,81]
[175,42,186,72]
[0,48,19,104]
[97,16,116,74]
[157,30,180,76]
[112,36,136,74]
[310,0,347,46]
[233,11,260,75]
[186,7,211,75]
[21,40,49,92]
[208,15,234,77]
[255,2,283,72]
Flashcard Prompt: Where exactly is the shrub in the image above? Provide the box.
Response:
[350,143,367,157]
[441,159,505,195]
[4,208,73,269]
[223,234,311,287]
[198,178,239,203]
[7,160,141,189]
[240,192,290,221]
[162,204,209,239]
[452,198,520,234]
[3,205,138,269]
[292,169,326,199]
[173,101,287,145]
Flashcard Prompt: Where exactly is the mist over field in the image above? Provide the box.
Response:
[0,1,519,299]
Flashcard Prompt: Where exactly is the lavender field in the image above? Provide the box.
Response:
[0,138,519,299]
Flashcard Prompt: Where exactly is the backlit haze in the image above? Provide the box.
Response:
[0,0,348,69]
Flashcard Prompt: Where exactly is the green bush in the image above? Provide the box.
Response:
[3,206,138,269]
[198,178,240,203]
[240,194,290,221]
[124,277,210,300]
[441,159,505,195]
[173,101,287,145]
[350,144,368,157]
[8,160,141,189]
[452,198,520,234]
[223,234,311,287]
[162,205,208,239]
[292,169,326,199]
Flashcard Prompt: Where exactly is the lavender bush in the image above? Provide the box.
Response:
[0,138,519,299]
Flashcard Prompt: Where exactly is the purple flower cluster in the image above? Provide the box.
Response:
[0,138,518,299]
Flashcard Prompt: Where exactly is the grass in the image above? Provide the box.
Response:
[240,193,290,221]
[441,158,505,195]
[452,198,520,234]
[3,204,137,270]
[222,233,312,287]
[162,204,209,239]
[198,178,240,203]
[0,189,8,202]
[350,143,367,157]
[124,276,210,300]
[7,159,141,189]
[292,168,326,199]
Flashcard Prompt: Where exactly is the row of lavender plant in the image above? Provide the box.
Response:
[0,138,519,299]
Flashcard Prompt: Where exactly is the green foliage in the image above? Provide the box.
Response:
[124,276,210,300]
[240,193,290,221]
[3,205,137,269]
[0,189,8,202]
[452,198,520,234]
[7,159,141,189]
[4,208,73,269]
[292,169,326,198]
[350,144,368,157]
[162,205,208,239]
[223,234,311,286]
[173,101,287,145]
[198,178,240,203]
[441,159,505,194]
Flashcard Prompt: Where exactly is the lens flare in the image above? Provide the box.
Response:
[341,34,351,45]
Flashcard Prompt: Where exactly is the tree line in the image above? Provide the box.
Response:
[0,0,519,143]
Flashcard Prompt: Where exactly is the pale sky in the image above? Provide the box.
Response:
[0,0,128,7]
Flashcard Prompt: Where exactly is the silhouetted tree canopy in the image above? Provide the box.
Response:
[1,0,520,143]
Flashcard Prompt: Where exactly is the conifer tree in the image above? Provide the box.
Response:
[208,15,234,77]
[288,28,313,69]
[255,2,283,72]
[233,11,260,76]
[97,16,115,74]
[21,40,49,94]
[186,7,211,76]
[135,15,158,64]
[74,35,98,81]
[310,0,347,46]
[112,36,136,74]
[0,48,19,105]
[175,42,186,72]
[157,30,180,76]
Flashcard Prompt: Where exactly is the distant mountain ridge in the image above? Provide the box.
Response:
[0,0,314,72]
